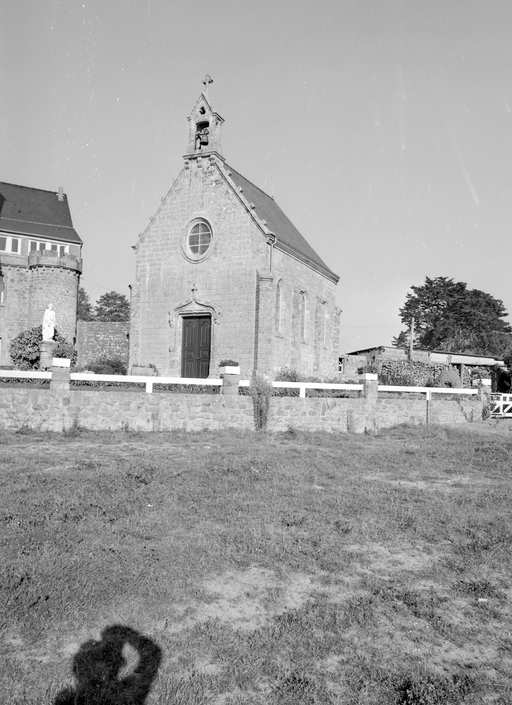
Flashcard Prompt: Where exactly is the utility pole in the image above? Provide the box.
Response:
[409,316,415,360]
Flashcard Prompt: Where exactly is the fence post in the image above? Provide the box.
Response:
[50,358,70,393]
[426,389,431,425]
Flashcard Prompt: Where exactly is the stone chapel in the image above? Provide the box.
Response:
[129,83,341,378]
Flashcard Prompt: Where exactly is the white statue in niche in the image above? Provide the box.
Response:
[42,303,56,341]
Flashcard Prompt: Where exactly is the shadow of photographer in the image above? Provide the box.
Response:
[54,624,162,705]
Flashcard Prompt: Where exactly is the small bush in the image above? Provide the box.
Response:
[275,366,304,383]
[219,359,239,367]
[434,366,463,388]
[9,327,76,370]
[357,362,379,375]
[379,360,467,388]
[249,373,273,430]
[87,357,127,375]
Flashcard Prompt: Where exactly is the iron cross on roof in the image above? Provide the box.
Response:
[202,74,213,96]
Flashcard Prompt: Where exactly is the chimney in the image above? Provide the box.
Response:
[57,186,64,202]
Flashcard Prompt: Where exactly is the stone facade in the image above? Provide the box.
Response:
[0,183,82,366]
[129,91,340,379]
[76,321,129,368]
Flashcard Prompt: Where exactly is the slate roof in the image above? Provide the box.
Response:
[0,182,81,244]
[225,165,338,282]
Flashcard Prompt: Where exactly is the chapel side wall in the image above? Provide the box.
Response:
[132,159,268,377]
[271,248,338,378]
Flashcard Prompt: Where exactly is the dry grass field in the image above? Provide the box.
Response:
[1,421,512,704]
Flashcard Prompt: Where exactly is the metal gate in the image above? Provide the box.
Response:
[490,394,512,418]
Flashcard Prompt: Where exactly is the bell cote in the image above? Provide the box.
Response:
[185,76,225,161]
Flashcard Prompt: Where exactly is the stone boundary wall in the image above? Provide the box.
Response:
[0,371,485,434]
[76,321,129,368]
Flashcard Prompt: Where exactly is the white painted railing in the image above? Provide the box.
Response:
[0,370,52,380]
[70,374,223,394]
[378,385,479,400]
[490,393,512,418]
[0,371,482,399]
[241,381,364,398]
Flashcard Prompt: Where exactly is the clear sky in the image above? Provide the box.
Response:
[2,0,511,352]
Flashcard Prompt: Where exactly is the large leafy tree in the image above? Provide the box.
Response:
[94,291,130,322]
[393,277,512,357]
[77,287,94,321]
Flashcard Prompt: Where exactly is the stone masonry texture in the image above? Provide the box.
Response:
[0,385,483,434]
[129,157,339,379]
[76,321,129,368]
[0,247,81,365]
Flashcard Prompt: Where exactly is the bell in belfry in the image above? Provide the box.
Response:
[196,125,209,148]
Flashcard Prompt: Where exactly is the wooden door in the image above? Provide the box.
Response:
[181,316,211,378]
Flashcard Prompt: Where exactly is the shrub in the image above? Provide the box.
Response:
[357,362,379,375]
[379,360,435,386]
[9,327,76,370]
[378,360,463,387]
[275,367,304,383]
[219,359,239,367]
[434,366,463,388]
[249,373,273,430]
[87,357,127,375]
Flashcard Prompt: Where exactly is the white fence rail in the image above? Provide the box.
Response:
[0,370,52,380]
[490,394,512,418]
[378,385,478,400]
[239,380,364,397]
[0,371,482,398]
[70,374,223,394]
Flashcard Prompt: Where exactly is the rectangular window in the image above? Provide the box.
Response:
[29,240,69,256]
[0,235,20,253]
[0,275,4,304]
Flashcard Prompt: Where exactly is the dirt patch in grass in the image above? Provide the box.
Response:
[1,424,512,704]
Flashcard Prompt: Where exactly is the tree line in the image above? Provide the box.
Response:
[393,277,512,365]
[77,288,129,322]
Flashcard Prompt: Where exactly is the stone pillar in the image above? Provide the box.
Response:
[254,270,274,375]
[362,373,378,402]
[478,379,492,418]
[50,358,71,393]
[221,372,240,395]
[40,340,58,370]
[332,306,342,375]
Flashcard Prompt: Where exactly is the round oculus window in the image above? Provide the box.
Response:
[187,220,212,259]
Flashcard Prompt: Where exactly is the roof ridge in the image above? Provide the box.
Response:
[223,164,274,201]
[0,181,64,196]
[0,216,75,229]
